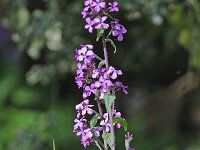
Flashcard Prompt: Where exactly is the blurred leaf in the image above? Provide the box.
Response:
[178,30,191,46]
[27,38,44,60]
[192,46,200,70]
[17,6,29,29]
[11,86,43,107]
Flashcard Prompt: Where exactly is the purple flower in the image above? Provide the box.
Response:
[115,81,128,94]
[106,66,123,79]
[91,0,106,12]
[81,6,89,18]
[111,19,127,41]
[81,129,93,148]
[100,113,110,132]
[75,44,95,64]
[76,63,86,78]
[84,0,94,6]
[75,99,94,115]
[93,127,102,137]
[92,69,100,78]
[108,2,119,12]
[94,16,109,29]
[85,18,95,33]
[74,117,87,130]
[75,76,83,88]
[83,85,97,99]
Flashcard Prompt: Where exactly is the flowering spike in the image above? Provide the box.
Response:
[73,0,134,149]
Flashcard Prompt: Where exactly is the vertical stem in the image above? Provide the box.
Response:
[102,35,109,69]
[96,97,108,150]
[102,34,115,150]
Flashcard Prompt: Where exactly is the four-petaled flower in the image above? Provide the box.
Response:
[94,16,109,29]
[111,19,127,41]
[85,18,95,33]
[92,0,106,12]
[108,2,119,12]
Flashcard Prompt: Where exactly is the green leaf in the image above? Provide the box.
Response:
[113,117,127,131]
[104,94,116,112]
[98,60,105,68]
[107,38,117,53]
[96,28,104,41]
[102,132,112,148]
[90,114,101,128]
[53,139,56,150]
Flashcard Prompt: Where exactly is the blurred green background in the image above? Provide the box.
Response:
[0,0,200,149]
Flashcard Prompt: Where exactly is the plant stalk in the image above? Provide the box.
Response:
[102,34,115,150]
[96,97,108,149]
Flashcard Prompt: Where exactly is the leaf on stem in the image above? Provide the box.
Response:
[102,132,112,148]
[107,38,117,53]
[96,28,105,41]
[104,94,116,112]
[90,114,101,128]
[113,117,128,131]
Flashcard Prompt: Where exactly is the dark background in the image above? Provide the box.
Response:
[0,0,200,149]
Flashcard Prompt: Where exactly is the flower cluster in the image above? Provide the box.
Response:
[74,44,128,147]
[73,99,102,147]
[75,44,128,100]
[100,110,122,133]
[82,0,127,41]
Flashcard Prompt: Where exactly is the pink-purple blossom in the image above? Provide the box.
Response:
[111,19,127,41]
[94,16,109,29]
[91,0,106,13]
[108,2,119,12]
[85,18,95,33]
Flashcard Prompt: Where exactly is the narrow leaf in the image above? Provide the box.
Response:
[107,38,117,53]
